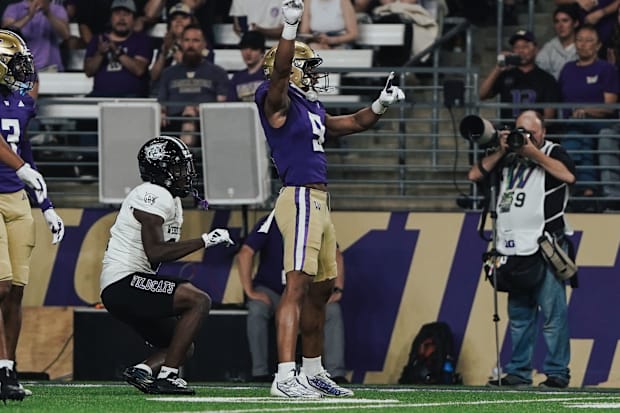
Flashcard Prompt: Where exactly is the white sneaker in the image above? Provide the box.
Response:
[300,370,354,397]
[270,375,322,398]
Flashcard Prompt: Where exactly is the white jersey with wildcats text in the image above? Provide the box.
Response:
[100,182,183,291]
[496,141,568,256]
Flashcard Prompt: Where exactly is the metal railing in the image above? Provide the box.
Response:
[33,16,619,213]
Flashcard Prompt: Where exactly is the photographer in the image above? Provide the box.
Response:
[468,110,576,389]
[479,29,560,125]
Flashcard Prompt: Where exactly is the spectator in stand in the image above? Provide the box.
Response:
[479,29,561,125]
[74,0,153,48]
[150,2,196,93]
[230,0,283,40]
[83,0,153,98]
[2,0,70,72]
[237,214,349,383]
[139,0,224,47]
[558,23,619,208]
[555,0,620,57]
[77,0,153,178]
[536,4,581,80]
[227,30,265,102]
[158,24,229,147]
[298,0,358,50]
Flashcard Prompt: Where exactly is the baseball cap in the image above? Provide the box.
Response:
[111,0,136,13]
[239,31,265,50]
[509,29,536,45]
[169,3,193,18]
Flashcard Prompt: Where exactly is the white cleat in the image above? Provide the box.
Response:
[270,375,323,398]
[299,370,354,397]
[18,384,32,397]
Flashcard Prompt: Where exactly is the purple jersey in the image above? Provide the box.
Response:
[244,215,285,294]
[0,92,36,193]
[255,81,328,185]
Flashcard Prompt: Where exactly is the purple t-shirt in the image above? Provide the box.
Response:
[2,1,68,72]
[227,68,265,102]
[255,81,328,185]
[244,215,285,294]
[558,59,619,117]
[0,91,36,193]
[85,31,153,97]
[580,0,617,47]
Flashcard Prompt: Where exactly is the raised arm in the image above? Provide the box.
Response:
[263,0,304,129]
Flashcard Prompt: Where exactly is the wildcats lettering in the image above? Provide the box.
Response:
[130,274,175,294]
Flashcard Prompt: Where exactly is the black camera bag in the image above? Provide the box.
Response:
[487,251,546,293]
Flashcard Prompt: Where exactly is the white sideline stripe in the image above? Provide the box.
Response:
[157,396,620,413]
[150,397,396,404]
[566,403,620,408]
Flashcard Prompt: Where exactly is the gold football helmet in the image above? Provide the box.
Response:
[0,30,35,94]
[263,41,325,90]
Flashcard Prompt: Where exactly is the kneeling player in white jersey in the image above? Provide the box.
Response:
[99,136,234,395]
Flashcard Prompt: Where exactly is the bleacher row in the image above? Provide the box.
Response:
[39,23,407,96]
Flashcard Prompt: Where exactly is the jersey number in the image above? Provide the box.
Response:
[514,192,526,207]
[1,118,20,153]
[308,112,325,152]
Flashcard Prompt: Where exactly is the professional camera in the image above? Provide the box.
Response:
[506,127,531,151]
[459,115,531,151]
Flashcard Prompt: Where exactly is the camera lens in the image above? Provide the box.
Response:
[507,129,526,150]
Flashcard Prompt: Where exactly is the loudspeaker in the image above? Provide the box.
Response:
[443,80,464,108]
[98,102,160,204]
[199,103,271,205]
[73,308,257,381]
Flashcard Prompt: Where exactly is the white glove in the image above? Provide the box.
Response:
[371,71,406,115]
[43,208,65,244]
[201,229,234,249]
[282,0,304,25]
[16,163,47,204]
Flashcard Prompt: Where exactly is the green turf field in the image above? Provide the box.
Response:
[7,383,620,412]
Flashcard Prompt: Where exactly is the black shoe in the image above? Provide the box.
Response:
[487,374,530,387]
[152,374,195,395]
[0,367,25,402]
[539,376,568,389]
[122,366,156,394]
[12,364,32,397]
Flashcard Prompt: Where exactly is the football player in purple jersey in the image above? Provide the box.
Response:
[255,0,405,398]
[0,29,64,401]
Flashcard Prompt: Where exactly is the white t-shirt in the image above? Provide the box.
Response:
[100,182,183,291]
[309,0,345,33]
[230,0,283,28]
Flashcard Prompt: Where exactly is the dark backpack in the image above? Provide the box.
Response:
[398,321,461,385]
